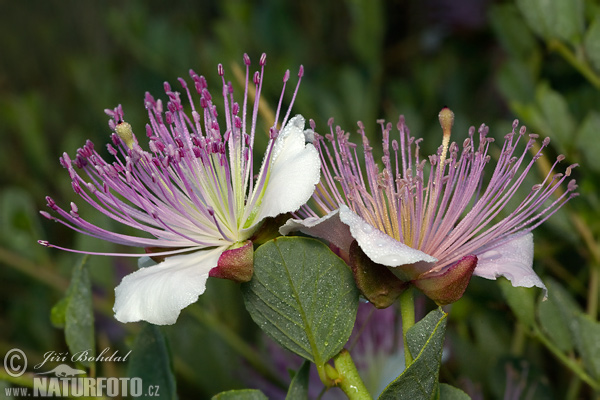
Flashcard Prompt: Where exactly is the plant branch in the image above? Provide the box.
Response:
[399,287,415,367]
[547,39,600,91]
[532,326,599,390]
[333,349,373,400]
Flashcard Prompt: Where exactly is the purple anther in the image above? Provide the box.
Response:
[46,196,57,209]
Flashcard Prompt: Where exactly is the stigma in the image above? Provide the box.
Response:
[438,107,454,168]
[115,121,135,149]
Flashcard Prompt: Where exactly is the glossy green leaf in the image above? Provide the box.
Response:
[242,237,358,367]
[211,390,268,400]
[378,308,448,400]
[437,383,471,400]
[572,314,600,380]
[285,360,310,400]
[50,256,95,366]
[127,323,177,400]
[498,278,537,329]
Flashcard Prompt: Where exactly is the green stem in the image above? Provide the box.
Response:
[510,322,526,357]
[317,363,332,388]
[547,39,600,91]
[399,287,415,367]
[0,247,116,318]
[533,326,600,390]
[187,306,286,389]
[565,375,582,400]
[333,349,373,400]
[0,246,68,292]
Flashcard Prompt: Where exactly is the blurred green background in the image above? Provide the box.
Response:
[1,0,599,399]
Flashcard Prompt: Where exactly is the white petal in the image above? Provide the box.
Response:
[280,209,355,254]
[113,247,227,325]
[252,115,320,223]
[281,205,437,273]
[338,205,437,267]
[474,233,547,296]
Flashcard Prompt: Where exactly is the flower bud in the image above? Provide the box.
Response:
[349,241,408,308]
[412,255,477,305]
[209,240,254,283]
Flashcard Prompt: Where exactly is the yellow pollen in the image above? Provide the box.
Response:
[438,107,454,168]
[115,121,135,149]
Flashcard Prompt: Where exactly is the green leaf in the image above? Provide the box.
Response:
[498,278,537,329]
[516,0,584,42]
[0,187,46,257]
[533,83,576,155]
[242,237,358,367]
[496,60,537,105]
[584,15,600,72]
[50,297,68,328]
[378,308,448,400]
[515,0,554,39]
[576,111,600,172]
[553,0,584,42]
[437,383,471,400]
[211,389,268,400]
[537,280,575,353]
[285,360,310,400]
[347,0,384,65]
[489,4,537,59]
[572,314,600,380]
[127,323,177,400]
[50,256,95,366]
[542,278,582,321]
